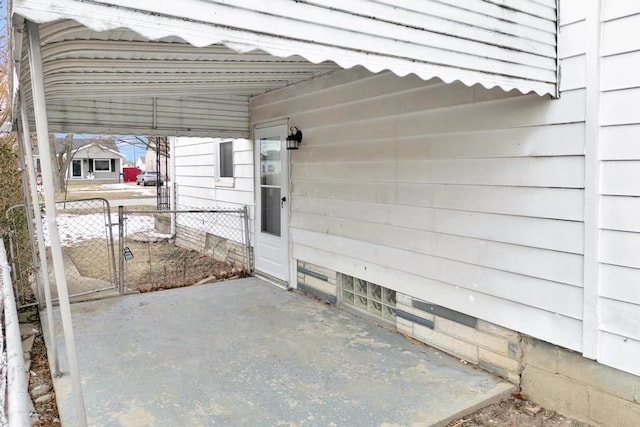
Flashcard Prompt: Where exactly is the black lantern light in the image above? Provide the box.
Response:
[286,127,303,150]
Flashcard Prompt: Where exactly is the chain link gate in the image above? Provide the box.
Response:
[118,206,251,293]
[5,198,118,305]
[44,198,118,299]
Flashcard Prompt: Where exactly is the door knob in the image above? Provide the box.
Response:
[281,196,287,207]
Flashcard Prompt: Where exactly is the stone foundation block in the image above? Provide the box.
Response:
[413,323,478,363]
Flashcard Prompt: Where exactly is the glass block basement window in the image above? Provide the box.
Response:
[340,274,396,322]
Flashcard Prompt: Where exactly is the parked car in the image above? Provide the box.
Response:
[136,171,163,186]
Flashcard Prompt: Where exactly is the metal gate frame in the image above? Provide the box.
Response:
[60,197,118,298]
[4,198,119,306]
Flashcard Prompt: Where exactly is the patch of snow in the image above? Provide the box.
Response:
[41,214,159,247]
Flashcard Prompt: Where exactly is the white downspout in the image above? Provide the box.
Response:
[169,136,176,237]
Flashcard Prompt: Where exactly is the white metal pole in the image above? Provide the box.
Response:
[25,20,88,425]
[1,239,32,427]
[19,93,61,376]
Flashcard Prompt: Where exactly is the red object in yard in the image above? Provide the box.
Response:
[122,167,141,182]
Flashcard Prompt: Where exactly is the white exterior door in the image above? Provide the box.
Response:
[254,123,289,282]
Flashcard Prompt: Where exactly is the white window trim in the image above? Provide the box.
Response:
[93,158,113,173]
[215,139,235,187]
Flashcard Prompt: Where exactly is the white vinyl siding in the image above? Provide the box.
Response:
[252,71,586,351]
[597,3,640,376]
[249,3,582,352]
[173,137,253,212]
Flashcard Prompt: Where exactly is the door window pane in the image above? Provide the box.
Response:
[261,187,281,236]
[260,138,281,186]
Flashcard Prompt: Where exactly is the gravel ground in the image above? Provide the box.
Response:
[20,308,61,426]
[447,392,591,427]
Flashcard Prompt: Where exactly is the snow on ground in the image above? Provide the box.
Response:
[67,182,157,196]
[41,214,168,247]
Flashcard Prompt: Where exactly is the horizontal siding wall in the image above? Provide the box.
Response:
[597,2,640,376]
[251,15,585,351]
[173,137,254,212]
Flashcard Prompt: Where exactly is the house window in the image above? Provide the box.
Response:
[219,141,233,178]
[340,274,396,323]
[216,140,234,186]
[93,159,112,172]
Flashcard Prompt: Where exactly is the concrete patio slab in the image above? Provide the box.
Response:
[42,277,515,426]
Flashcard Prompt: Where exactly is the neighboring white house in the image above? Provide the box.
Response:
[65,139,124,181]
[135,156,145,171]
[34,137,125,182]
[12,1,640,425]
[145,141,171,181]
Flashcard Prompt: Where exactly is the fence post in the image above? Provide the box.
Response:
[118,205,125,294]
[104,200,118,289]
[5,217,18,284]
[242,205,252,273]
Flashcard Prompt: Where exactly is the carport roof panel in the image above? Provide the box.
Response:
[13,0,558,97]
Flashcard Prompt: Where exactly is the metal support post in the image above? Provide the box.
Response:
[118,205,125,294]
[26,20,87,425]
[18,94,60,376]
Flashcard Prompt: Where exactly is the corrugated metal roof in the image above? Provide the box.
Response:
[12,0,557,136]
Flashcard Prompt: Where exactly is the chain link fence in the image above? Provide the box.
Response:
[4,199,252,303]
[118,206,251,293]
[4,205,37,307]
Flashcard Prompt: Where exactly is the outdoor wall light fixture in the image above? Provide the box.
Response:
[286,127,303,150]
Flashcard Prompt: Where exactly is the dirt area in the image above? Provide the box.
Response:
[20,308,61,426]
[65,239,248,293]
[447,392,591,426]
